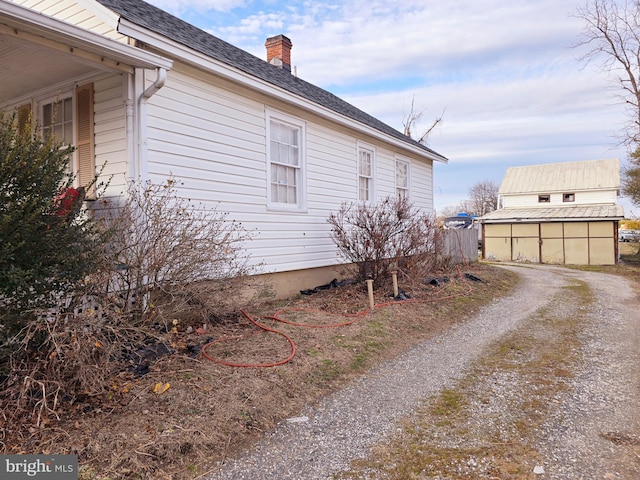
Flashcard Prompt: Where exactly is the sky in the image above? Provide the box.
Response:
[147,0,637,217]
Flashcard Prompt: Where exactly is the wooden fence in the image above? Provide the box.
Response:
[442,227,479,263]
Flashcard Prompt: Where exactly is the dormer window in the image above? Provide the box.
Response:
[563,193,575,202]
[538,194,550,203]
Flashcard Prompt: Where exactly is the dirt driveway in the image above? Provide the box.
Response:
[207,264,640,479]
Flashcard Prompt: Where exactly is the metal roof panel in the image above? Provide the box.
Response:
[499,159,620,194]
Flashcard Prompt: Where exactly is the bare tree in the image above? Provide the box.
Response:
[576,0,640,145]
[468,180,499,216]
[438,205,463,218]
[402,96,444,145]
[575,0,640,207]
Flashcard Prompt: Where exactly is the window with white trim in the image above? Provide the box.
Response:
[42,95,73,145]
[395,158,410,199]
[38,84,95,197]
[267,111,305,209]
[358,145,374,201]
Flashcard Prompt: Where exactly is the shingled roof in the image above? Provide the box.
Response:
[95,0,447,162]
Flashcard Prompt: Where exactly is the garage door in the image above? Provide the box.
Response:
[540,223,564,264]
[484,221,616,265]
[511,223,539,262]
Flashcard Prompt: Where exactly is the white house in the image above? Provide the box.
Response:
[0,0,448,296]
[479,159,624,265]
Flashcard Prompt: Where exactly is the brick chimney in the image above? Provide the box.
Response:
[265,35,292,72]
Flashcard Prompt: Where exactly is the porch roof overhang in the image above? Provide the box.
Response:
[0,1,172,103]
[478,204,625,224]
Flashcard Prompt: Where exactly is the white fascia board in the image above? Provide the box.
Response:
[117,18,447,164]
[0,1,172,72]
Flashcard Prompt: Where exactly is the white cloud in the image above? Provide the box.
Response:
[148,0,247,15]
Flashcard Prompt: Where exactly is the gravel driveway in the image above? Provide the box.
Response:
[207,264,640,479]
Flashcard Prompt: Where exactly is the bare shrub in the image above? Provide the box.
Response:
[1,177,257,428]
[328,197,443,286]
[2,309,127,428]
[90,177,256,325]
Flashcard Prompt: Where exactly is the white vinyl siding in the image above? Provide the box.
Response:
[4,4,441,282]
[138,65,436,274]
[408,158,434,208]
[358,144,374,201]
[93,74,128,194]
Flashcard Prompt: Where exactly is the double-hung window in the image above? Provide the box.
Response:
[395,158,410,199]
[358,145,374,201]
[42,96,73,145]
[38,84,95,196]
[267,111,305,210]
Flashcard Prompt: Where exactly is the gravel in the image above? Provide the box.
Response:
[206,265,640,480]
[536,267,640,479]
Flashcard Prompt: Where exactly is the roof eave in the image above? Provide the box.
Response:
[0,1,173,72]
[481,216,624,223]
[479,204,625,223]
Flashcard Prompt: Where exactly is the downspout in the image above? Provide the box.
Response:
[125,73,136,181]
[138,67,167,181]
[136,67,167,309]
[142,67,167,99]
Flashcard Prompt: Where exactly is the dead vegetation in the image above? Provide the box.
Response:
[1,262,516,479]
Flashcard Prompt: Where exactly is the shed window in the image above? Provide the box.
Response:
[538,194,550,203]
[563,193,575,202]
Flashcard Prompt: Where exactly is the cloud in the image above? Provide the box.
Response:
[148,0,247,15]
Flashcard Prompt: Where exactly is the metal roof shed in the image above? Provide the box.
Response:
[479,159,624,265]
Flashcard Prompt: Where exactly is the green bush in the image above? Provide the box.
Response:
[0,110,100,332]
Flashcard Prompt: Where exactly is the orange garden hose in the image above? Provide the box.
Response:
[201,269,475,368]
[201,309,297,368]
